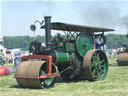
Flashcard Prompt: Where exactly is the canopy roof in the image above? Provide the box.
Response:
[41,22,114,32]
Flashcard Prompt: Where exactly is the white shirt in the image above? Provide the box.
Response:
[94,38,101,44]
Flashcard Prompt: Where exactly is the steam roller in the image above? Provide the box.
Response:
[15,16,114,88]
[117,53,128,66]
[117,36,128,66]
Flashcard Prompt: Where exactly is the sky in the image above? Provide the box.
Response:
[1,0,128,37]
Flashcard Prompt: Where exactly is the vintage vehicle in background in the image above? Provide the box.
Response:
[117,32,128,66]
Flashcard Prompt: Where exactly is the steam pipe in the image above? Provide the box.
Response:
[44,16,52,50]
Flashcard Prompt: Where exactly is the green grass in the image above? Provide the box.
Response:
[0,58,128,96]
[108,57,118,66]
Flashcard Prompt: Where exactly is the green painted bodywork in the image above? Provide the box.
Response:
[65,43,75,53]
[55,51,74,65]
[52,35,65,48]
[76,33,93,57]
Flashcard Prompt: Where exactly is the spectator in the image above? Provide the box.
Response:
[94,36,101,49]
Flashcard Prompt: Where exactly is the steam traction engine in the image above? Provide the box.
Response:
[15,16,114,88]
[117,33,128,66]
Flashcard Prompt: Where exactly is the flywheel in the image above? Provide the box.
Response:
[75,33,93,58]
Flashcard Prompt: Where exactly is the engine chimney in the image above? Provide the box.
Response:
[44,16,52,50]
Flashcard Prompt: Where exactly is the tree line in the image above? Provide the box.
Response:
[106,34,127,49]
[3,35,45,50]
[3,34,127,50]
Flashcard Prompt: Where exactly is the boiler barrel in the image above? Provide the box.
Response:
[50,51,74,65]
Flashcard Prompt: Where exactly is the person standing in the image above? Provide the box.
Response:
[94,36,101,49]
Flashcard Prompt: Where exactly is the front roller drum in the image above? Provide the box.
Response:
[117,53,128,66]
[83,49,108,81]
[16,61,56,88]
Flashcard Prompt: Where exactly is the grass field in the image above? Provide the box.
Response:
[0,57,128,96]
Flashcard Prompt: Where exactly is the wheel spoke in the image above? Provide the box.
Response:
[91,64,95,67]
[97,69,101,77]
[91,62,95,67]
[101,60,104,64]
[93,57,96,62]
[92,58,98,67]
[99,68,104,74]
[97,54,100,61]
[91,66,95,72]
[92,69,97,76]
[101,65,104,67]
[93,70,99,78]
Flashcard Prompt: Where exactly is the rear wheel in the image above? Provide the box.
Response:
[83,49,108,81]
